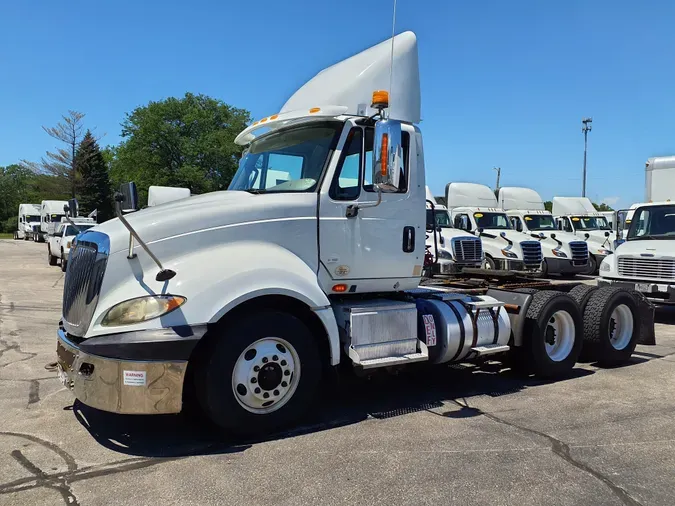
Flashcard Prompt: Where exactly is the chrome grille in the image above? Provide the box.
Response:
[62,231,109,336]
[451,237,483,263]
[618,257,675,281]
[520,241,543,267]
[569,241,588,261]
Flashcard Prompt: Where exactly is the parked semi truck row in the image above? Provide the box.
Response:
[14,203,41,240]
[55,32,654,436]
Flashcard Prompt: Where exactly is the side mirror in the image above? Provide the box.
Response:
[64,198,78,218]
[584,233,590,240]
[500,231,507,238]
[551,233,556,239]
[477,227,484,235]
[117,182,139,213]
[372,119,403,192]
[605,231,610,237]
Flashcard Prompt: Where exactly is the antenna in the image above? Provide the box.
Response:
[388,0,397,114]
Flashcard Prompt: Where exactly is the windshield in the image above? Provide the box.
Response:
[229,123,341,193]
[50,214,65,223]
[427,209,452,228]
[475,212,511,230]
[65,225,94,235]
[25,215,40,222]
[571,216,611,230]
[524,214,556,230]
[627,205,675,240]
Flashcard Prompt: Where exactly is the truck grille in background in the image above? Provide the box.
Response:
[569,241,588,261]
[451,238,483,263]
[618,257,675,281]
[520,241,543,267]
[62,232,109,337]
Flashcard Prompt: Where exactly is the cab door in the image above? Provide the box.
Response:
[318,121,423,288]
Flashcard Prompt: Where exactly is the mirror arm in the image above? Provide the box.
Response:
[345,186,382,218]
[62,204,81,233]
[114,194,176,282]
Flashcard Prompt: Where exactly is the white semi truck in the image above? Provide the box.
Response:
[425,187,484,275]
[445,182,543,272]
[552,197,617,274]
[15,203,41,240]
[599,156,675,303]
[498,187,589,277]
[55,32,651,435]
[36,200,68,242]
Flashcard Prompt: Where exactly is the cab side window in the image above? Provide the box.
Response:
[330,128,362,201]
[563,218,573,233]
[510,217,522,232]
[364,128,410,193]
[454,214,472,231]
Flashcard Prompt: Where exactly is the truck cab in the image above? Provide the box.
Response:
[425,189,483,274]
[498,187,588,276]
[38,200,68,243]
[446,183,543,272]
[15,203,41,240]
[552,197,617,274]
[599,201,675,303]
[48,218,97,270]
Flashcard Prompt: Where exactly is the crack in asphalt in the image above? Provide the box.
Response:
[0,431,180,503]
[446,399,643,506]
[0,338,38,369]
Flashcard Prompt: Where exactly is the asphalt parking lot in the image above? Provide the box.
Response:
[1,239,675,506]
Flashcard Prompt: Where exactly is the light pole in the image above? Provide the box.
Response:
[582,117,592,197]
[493,166,501,192]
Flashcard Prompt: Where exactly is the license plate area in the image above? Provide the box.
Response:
[636,283,653,292]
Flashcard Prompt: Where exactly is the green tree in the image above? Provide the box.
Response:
[75,131,113,221]
[109,93,250,204]
[593,202,614,212]
[543,201,553,212]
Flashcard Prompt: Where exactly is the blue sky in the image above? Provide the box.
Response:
[2,0,674,209]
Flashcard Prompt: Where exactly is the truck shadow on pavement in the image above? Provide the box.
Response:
[72,363,596,458]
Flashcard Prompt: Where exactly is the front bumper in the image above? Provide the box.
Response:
[494,259,541,272]
[545,257,588,274]
[433,259,482,275]
[56,324,206,414]
[598,278,675,304]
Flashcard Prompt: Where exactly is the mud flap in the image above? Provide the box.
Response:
[634,292,656,345]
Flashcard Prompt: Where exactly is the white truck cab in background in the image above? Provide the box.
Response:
[425,187,483,275]
[15,203,41,240]
[446,182,543,272]
[37,200,68,243]
[498,187,589,277]
[552,197,617,274]
[48,218,97,271]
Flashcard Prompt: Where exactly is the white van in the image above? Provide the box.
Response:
[15,203,41,240]
[37,200,68,242]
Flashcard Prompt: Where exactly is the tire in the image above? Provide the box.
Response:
[484,256,496,270]
[61,250,67,272]
[540,259,549,277]
[197,310,322,436]
[48,246,58,266]
[585,255,597,275]
[515,290,583,378]
[580,287,639,366]
[568,284,598,310]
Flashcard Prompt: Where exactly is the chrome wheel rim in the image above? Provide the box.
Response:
[545,310,575,362]
[609,304,633,350]
[232,337,300,414]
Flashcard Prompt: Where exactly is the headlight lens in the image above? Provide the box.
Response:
[501,249,518,259]
[438,249,453,260]
[597,248,612,255]
[551,249,567,258]
[101,295,186,326]
[600,260,611,272]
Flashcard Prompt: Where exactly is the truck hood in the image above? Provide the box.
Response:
[585,229,616,247]
[480,229,534,245]
[94,190,316,254]
[614,239,675,259]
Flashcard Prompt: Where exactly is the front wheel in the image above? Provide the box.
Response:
[585,255,598,275]
[61,250,67,272]
[484,256,496,270]
[48,246,58,266]
[197,311,322,435]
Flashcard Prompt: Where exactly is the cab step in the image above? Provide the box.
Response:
[470,344,510,356]
[355,350,429,369]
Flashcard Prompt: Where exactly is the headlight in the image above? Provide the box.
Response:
[66,241,72,248]
[599,260,611,272]
[438,249,453,260]
[551,249,567,258]
[597,248,612,255]
[501,249,518,259]
[101,295,186,326]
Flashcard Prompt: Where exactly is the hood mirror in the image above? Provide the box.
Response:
[500,231,507,238]
[64,199,78,218]
[117,182,139,214]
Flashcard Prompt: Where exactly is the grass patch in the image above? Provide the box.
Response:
[0,233,15,239]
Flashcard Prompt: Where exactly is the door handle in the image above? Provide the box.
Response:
[402,226,415,253]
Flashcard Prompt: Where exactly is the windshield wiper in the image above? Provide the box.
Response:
[244,189,267,194]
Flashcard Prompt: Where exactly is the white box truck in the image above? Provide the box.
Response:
[645,156,675,202]
[37,200,68,242]
[55,32,652,436]
[425,187,484,275]
[552,197,617,274]
[15,203,41,240]
[498,187,589,277]
[445,182,543,272]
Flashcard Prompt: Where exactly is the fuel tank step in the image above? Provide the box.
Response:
[470,344,510,356]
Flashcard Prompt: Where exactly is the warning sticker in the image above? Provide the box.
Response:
[123,370,147,386]
[422,314,437,346]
